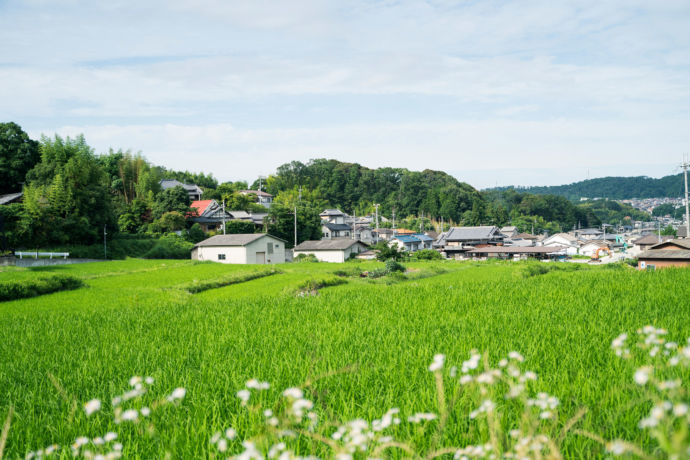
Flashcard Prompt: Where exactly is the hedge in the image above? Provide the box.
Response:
[0,274,84,302]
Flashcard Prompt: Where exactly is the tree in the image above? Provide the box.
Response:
[152,186,190,220]
[225,220,255,234]
[155,211,186,232]
[661,225,677,236]
[267,202,321,248]
[0,122,40,194]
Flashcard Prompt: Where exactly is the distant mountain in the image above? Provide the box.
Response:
[489,174,685,200]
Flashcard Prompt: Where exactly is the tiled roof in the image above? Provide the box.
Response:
[639,249,690,260]
[323,223,351,231]
[446,226,500,241]
[393,235,421,243]
[190,200,213,216]
[467,246,567,254]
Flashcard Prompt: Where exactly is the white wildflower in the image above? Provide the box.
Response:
[167,387,186,402]
[246,379,270,390]
[84,399,101,416]
[119,409,138,422]
[145,377,154,385]
[407,412,437,423]
[633,367,651,386]
[226,428,237,440]
[237,389,251,405]
[429,354,445,372]
[104,432,117,442]
[282,387,304,399]
[217,438,228,452]
[128,376,142,387]
[140,407,151,417]
[607,440,627,455]
[508,351,524,362]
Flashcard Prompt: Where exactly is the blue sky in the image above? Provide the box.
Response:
[1,0,689,188]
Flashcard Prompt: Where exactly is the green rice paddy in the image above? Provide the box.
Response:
[0,259,688,458]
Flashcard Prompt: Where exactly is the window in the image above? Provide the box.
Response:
[267,242,273,254]
[218,254,226,260]
[275,244,280,249]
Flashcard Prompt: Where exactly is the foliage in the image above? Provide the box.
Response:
[20,134,116,246]
[384,258,405,273]
[577,199,651,225]
[413,248,442,260]
[267,202,322,248]
[225,220,256,234]
[491,174,687,200]
[152,186,190,221]
[375,243,406,261]
[0,274,82,301]
[157,168,218,189]
[265,159,482,223]
[180,269,277,294]
[186,224,206,244]
[0,122,40,194]
[652,203,685,219]
[294,253,318,263]
[142,234,194,259]
[661,224,677,236]
[153,211,186,233]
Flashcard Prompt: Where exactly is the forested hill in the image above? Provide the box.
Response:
[490,174,685,200]
[261,159,482,223]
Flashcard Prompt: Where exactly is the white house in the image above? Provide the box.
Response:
[191,234,286,264]
[293,239,369,263]
[541,232,580,256]
[580,240,610,257]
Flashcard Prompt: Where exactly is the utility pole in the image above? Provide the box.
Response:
[103,225,107,259]
[222,199,226,235]
[682,156,690,239]
[374,204,380,244]
[294,206,297,248]
[392,209,396,232]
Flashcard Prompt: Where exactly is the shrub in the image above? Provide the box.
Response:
[385,259,405,273]
[294,253,318,263]
[143,234,194,259]
[0,274,83,301]
[413,249,442,260]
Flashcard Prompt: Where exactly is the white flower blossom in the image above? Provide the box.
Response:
[429,354,445,372]
[84,399,101,416]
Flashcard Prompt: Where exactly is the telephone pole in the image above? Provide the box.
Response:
[374,204,380,243]
[294,205,297,248]
[222,199,226,235]
[682,156,690,239]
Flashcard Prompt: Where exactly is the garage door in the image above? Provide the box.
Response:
[256,252,265,264]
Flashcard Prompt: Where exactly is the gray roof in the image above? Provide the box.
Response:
[194,233,285,248]
[238,190,272,197]
[467,246,566,254]
[446,226,501,241]
[323,222,352,231]
[320,209,345,216]
[650,239,690,250]
[294,239,369,251]
[634,234,672,246]
[0,192,23,205]
[639,249,690,260]
[579,228,603,235]
[678,226,689,238]
[160,179,202,193]
[228,210,251,219]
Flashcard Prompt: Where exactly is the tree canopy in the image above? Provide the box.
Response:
[0,122,40,194]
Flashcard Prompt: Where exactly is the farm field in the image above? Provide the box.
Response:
[0,259,689,458]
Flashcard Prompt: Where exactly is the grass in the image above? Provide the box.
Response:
[0,259,688,458]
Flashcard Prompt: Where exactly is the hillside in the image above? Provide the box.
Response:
[490,173,685,200]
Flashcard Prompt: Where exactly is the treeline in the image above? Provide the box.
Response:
[491,174,685,200]
[262,159,483,224]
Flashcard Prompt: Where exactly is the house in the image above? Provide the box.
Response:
[575,228,604,240]
[189,200,232,232]
[632,234,673,254]
[393,228,416,236]
[435,226,505,259]
[500,226,519,238]
[390,235,422,252]
[160,179,203,201]
[320,209,347,224]
[354,224,375,244]
[638,239,690,269]
[191,234,286,264]
[237,190,273,208]
[293,239,369,263]
[322,222,352,239]
[677,226,690,239]
[466,246,567,261]
[0,192,23,205]
[414,233,434,249]
[355,249,379,260]
[373,228,395,241]
[541,233,580,256]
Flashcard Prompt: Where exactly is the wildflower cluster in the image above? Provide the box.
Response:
[607,325,690,458]
[23,376,186,459]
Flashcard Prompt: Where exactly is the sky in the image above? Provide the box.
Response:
[1,0,689,189]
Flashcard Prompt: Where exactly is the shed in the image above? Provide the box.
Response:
[191,234,286,264]
[294,239,369,263]
[638,239,690,269]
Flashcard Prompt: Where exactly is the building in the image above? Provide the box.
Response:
[0,192,23,205]
[632,234,673,253]
[542,233,580,256]
[293,239,369,263]
[575,228,604,240]
[189,200,232,232]
[160,179,203,201]
[373,228,395,241]
[390,235,422,252]
[320,209,347,224]
[580,241,611,258]
[322,222,352,239]
[466,246,567,260]
[237,190,273,208]
[191,234,286,264]
[500,226,519,238]
[638,239,690,269]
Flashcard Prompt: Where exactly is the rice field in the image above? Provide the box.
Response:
[0,259,689,459]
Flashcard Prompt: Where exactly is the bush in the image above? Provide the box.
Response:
[413,249,441,260]
[0,274,83,301]
[385,259,406,273]
[294,253,318,263]
[143,234,194,259]
[376,244,406,261]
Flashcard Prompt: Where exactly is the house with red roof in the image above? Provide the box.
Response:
[189,199,232,233]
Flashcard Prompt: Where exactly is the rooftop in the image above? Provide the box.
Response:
[194,233,283,247]
[294,239,368,251]
[446,226,501,241]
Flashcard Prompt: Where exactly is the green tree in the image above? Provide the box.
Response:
[225,220,256,234]
[661,224,677,236]
[152,186,190,220]
[155,211,186,232]
[267,202,321,248]
[0,122,40,194]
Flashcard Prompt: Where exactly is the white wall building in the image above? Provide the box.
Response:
[293,239,369,263]
[191,234,286,264]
